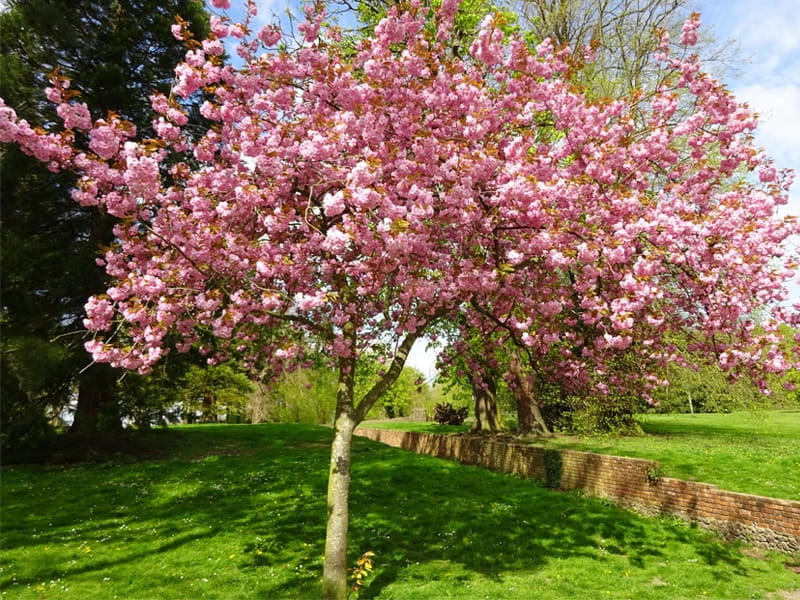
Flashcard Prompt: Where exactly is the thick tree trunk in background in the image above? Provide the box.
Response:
[514,386,537,435]
[470,375,506,433]
[508,353,550,435]
[71,365,121,434]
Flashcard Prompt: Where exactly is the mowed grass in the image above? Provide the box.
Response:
[0,423,797,599]
[368,410,800,500]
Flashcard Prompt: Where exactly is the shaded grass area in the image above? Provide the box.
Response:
[0,423,797,599]
[367,410,800,500]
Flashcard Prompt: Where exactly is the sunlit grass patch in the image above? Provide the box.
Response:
[366,410,800,499]
[1,423,798,599]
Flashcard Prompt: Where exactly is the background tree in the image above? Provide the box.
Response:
[2,3,798,598]
[503,0,734,97]
[246,363,340,424]
[0,0,210,456]
[180,363,253,423]
[448,0,781,435]
[436,320,511,433]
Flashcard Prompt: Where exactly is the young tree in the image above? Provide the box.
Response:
[1,2,798,597]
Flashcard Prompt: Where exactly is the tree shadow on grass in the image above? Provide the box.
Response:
[345,437,755,598]
[0,425,333,596]
[0,425,766,598]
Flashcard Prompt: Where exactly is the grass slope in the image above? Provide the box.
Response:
[0,423,798,599]
[369,410,800,499]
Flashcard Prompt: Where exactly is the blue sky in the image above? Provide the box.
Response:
[695,0,799,218]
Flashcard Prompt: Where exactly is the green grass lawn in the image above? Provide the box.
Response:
[1,423,798,599]
[366,410,800,500]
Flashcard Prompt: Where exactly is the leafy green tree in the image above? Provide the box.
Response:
[504,0,730,97]
[652,326,800,414]
[354,354,417,418]
[0,0,210,452]
[247,356,429,424]
[181,364,253,423]
[247,363,340,425]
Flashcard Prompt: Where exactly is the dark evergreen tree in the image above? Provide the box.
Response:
[0,0,210,459]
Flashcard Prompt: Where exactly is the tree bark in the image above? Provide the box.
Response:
[508,353,550,435]
[71,365,121,434]
[322,402,357,600]
[321,330,418,599]
[470,375,506,433]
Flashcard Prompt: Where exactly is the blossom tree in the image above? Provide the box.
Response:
[1,0,798,596]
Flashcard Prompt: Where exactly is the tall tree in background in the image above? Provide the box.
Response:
[504,0,730,97]
[2,2,798,597]
[0,0,210,453]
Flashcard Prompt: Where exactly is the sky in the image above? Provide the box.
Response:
[695,0,800,217]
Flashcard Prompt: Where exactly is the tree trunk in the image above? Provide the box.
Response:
[320,330,418,599]
[470,375,505,433]
[514,387,536,434]
[508,353,550,435]
[71,365,121,434]
[322,403,357,599]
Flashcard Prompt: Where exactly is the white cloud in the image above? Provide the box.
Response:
[738,83,800,167]
[724,0,800,61]
[697,0,800,219]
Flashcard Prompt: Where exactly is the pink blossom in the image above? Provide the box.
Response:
[84,296,115,331]
[322,228,351,254]
[0,1,794,413]
[680,14,701,47]
[209,16,230,38]
[294,292,325,311]
[202,38,225,56]
[57,102,92,130]
[124,154,160,198]
[258,24,282,47]
[89,123,121,159]
[539,301,562,318]
[322,191,346,217]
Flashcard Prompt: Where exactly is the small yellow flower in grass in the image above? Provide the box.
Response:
[229,554,236,559]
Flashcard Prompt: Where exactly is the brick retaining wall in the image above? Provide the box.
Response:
[355,427,800,554]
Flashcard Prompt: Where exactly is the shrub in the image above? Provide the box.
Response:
[433,402,468,425]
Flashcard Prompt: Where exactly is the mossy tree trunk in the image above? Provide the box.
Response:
[321,330,418,599]
[508,351,550,435]
[470,374,506,433]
